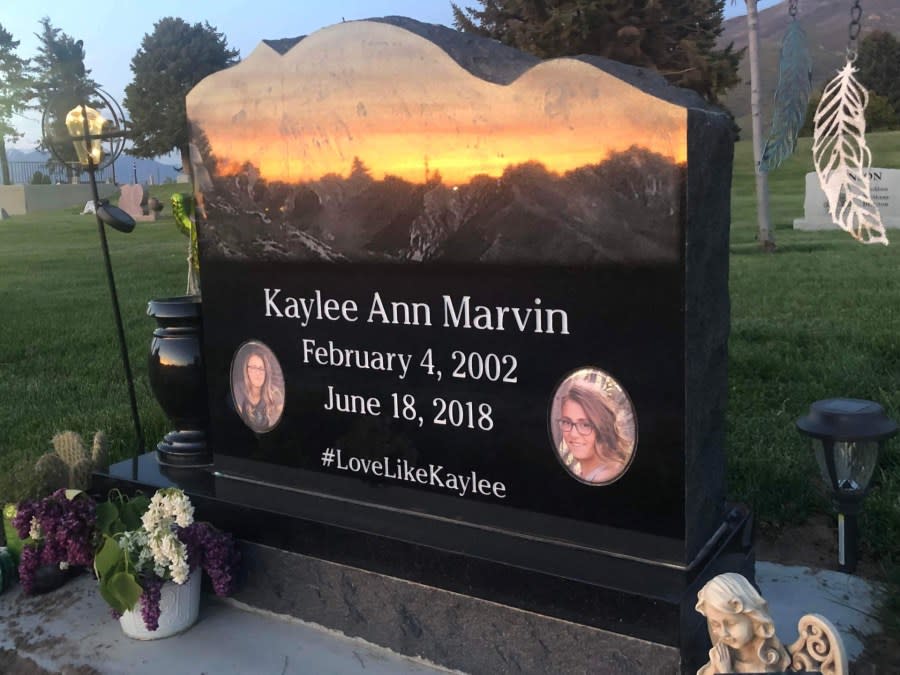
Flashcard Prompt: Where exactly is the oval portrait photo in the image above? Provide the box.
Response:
[549,367,637,485]
[230,340,286,433]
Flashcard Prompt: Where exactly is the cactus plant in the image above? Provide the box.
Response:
[91,431,109,472]
[34,453,68,495]
[33,430,110,492]
[52,431,87,469]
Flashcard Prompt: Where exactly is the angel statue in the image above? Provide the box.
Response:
[696,573,847,675]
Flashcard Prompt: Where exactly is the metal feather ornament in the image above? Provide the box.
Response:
[759,20,812,172]
[812,61,888,245]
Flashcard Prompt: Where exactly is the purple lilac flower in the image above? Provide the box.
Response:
[13,490,97,595]
[177,522,240,596]
[18,546,40,595]
[139,576,164,631]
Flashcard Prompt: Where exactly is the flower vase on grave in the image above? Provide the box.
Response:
[118,569,202,640]
[147,296,211,467]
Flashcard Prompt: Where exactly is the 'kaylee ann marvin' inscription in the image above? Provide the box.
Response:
[263,288,570,334]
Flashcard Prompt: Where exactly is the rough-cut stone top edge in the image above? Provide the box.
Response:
[256,16,726,115]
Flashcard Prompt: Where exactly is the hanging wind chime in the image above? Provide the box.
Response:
[812,0,889,245]
[759,0,812,173]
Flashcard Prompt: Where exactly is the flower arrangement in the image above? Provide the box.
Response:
[11,489,96,594]
[94,488,239,631]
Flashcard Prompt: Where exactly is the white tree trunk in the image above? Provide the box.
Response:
[745,0,775,250]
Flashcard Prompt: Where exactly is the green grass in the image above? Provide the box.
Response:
[728,130,900,560]
[1,136,899,568]
[0,185,188,501]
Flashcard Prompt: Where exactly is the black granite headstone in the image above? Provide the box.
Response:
[177,18,744,673]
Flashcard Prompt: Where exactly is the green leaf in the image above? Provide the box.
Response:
[107,571,143,612]
[120,496,149,530]
[95,502,119,535]
[98,577,125,613]
[94,536,122,579]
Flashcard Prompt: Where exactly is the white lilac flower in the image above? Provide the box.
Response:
[163,489,195,528]
[171,558,190,585]
[143,489,195,532]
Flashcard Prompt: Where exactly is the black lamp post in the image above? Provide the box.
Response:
[796,398,897,573]
[42,88,146,466]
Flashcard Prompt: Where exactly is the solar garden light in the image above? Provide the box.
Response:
[42,88,146,463]
[796,398,897,574]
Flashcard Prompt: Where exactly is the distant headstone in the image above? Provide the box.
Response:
[0,208,9,220]
[81,200,96,215]
[118,183,157,222]
[794,169,900,230]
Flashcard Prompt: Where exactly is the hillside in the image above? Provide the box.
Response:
[718,0,900,136]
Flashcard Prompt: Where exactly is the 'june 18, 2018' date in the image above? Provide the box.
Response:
[323,385,494,431]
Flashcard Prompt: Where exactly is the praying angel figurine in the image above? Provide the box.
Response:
[695,573,847,675]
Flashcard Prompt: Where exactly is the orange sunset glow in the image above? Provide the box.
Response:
[187,22,687,186]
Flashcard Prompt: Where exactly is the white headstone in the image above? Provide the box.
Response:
[794,169,900,230]
[81,200,96,215]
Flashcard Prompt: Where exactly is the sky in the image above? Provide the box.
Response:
[1,0,781,159]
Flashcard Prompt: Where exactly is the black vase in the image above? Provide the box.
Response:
[147,295,211,467]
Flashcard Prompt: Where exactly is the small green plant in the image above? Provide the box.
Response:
[33,431,109,493]
[94,490,150,614]
[171,192,199,295]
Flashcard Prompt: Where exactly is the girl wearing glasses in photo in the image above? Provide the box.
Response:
[552,369,636,484]
[232,342,285,433]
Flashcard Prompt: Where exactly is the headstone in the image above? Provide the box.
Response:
[183,18,748,673]
[118,183,157,222]
[793,169,900,230]
[81,200,95,215]
[0,207,9,220]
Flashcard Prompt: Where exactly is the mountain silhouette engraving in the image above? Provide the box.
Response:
[187,19,689,265]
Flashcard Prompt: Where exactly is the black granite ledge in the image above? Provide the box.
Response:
[92,454,752,674]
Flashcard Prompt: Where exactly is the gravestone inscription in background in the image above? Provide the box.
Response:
[794,169,900,230]
[187,18,733,577]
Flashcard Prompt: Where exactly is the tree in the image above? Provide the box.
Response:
[452,0,743,104]
[864,92,899,132]
[31,17,97,166]
[741,0,773,251]
[0,24,31,185]
[800,90,899,137]
[855,30,900,115]
[124,18,239,181]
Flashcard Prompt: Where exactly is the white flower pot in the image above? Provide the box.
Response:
[119,571,201,640]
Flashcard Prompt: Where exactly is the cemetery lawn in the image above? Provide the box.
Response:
[0,135,898,571]
[729,130,900,566]
[0,184,185,499]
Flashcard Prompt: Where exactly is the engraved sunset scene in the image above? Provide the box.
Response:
[187,20,688,264]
